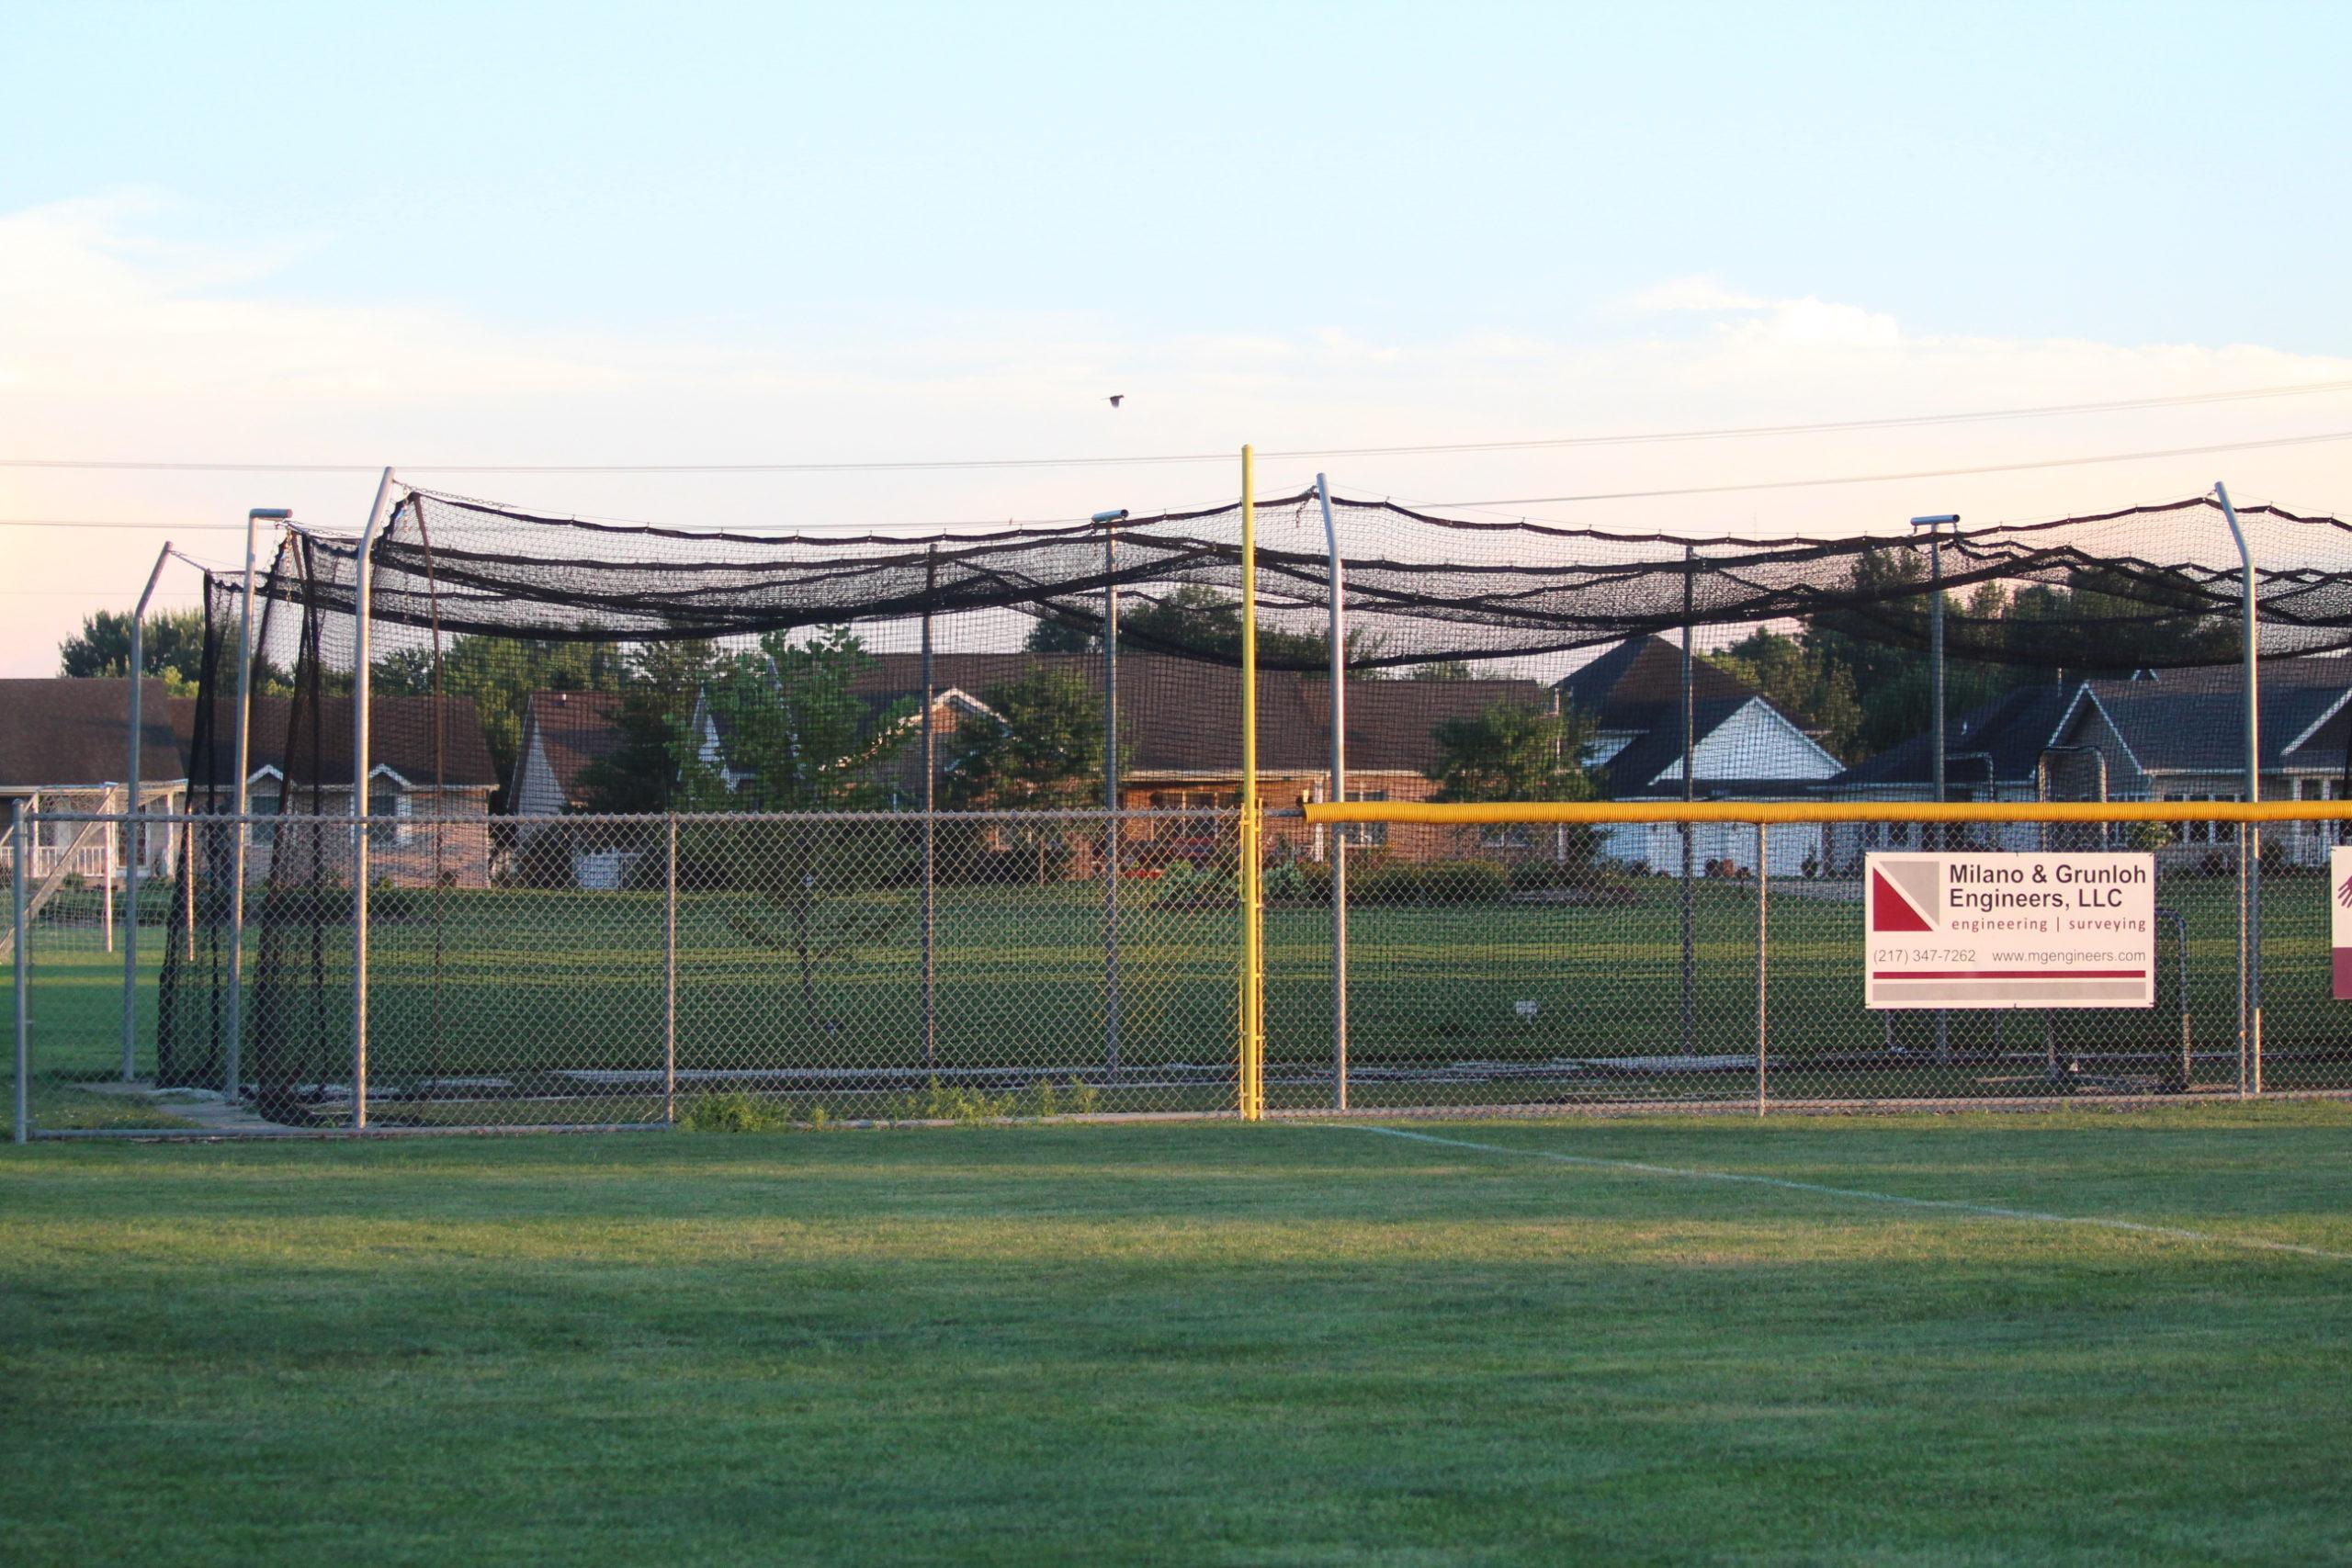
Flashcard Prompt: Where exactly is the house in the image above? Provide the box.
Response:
[1824,658,2352,870]
[1555,637,1845,876]
[510,691,628,815]
[180,694,503,886]
[516,656,1557,871]
[0,678,189,886]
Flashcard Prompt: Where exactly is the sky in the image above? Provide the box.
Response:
[6,0,2352,675]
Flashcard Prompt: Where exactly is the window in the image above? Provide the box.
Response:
[367,786,401,848]
[1150,789,1239,849]
[248,793,281,847]
[1340,788,1388,850]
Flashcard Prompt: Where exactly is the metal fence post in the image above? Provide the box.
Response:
[664,814,678,1125]
[2220,484,2257,1100]
[1756,821,1768,1117]
[351,468,396,1130]
[1679,545,1695,1059]
[13,801,28,1143]
[124,541,172,1081]
[920,548,938,1074]
[2215,481,2261,1095]
[1103,518,1121,1080]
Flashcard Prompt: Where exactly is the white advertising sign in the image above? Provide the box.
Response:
[2331,845,2352,1001]
[1865,852,2155,1010]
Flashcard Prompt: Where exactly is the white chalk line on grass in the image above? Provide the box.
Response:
[1350,1125,2352,1264]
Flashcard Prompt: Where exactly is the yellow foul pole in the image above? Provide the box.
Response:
[1238,445,1265,1120]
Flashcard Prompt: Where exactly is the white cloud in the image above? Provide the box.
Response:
[1618,275,1769,314]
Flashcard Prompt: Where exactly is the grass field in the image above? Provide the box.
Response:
[4,1106,2349,1564]
[14,870,2352,1128]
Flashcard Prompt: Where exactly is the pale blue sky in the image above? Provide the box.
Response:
[11,1,2349,351]
[6,2,2352,675]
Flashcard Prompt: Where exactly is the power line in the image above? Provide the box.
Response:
[1406,428,2352,509]
[2,378,2349,476]
[6,427,2349,539]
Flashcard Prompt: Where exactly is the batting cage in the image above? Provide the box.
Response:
[42,468,2349,1130]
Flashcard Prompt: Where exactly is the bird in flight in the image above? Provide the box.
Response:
[1107,394,1125,408]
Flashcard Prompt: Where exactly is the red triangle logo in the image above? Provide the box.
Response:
[1871,869,1935,932]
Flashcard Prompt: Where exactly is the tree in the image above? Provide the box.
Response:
[374,633,626,804]
[576,640,724,812]
[1023,614,1097,654]
[1708,629,1867,761]
[1428,699,1600,804]
[1117,584,1329,667]
[947,666,1110,883]
[1427,698,1601,862]
[673,626,920,1043]
[59,608,209,694]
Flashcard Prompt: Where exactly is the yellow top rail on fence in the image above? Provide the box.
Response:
[1304,799,2352,827]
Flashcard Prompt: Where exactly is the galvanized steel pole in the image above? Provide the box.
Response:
[921,545,938,1073]
[1318,474,1349,1111]
[122,541,173,1081]
[2216,480,2260,1095]
[1912,514,1958,1067]
[350,468,396,1129]
[663,813,678,1124]
[1102,516,1121,1079]
[224,512,289,1100]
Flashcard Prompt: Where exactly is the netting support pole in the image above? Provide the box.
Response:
[1102,520,1121,1081]
[123,540,172,1082]
[663,814,677,1124]
[1679,546,1695,1061]
[1913,513,1954,1067]
[1319,473,1348,1111]
[13,800,28,1143]
[350,467,395,1131]
[1756,822,1768,1118]
[921,546,937,1074]
[2216,480,2260,1096]
[1239,445,1264,1122]
[224,511,286,1102]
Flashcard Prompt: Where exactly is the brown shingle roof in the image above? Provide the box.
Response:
[517,690,627,806]
[0,679,187,791]
[850,654,1544,775]
[176,694,500,791]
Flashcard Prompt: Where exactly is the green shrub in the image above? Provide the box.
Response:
[890,1077,1016,1124]
[677,1090,792,1133]
[1351,859,1508,905]
[1263,858,1333,904]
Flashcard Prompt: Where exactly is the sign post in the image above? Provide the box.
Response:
[1866,852,2155,1010]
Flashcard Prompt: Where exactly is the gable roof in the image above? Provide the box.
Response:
[1829,657,2352,789]
[178,694,501,792]
[517,690,628,807]
[0,679,187,792]
[2074,661,2352,774]
[1830,683,2079,789]
[1557,636,1753,728]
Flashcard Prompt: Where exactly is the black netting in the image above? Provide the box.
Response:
[155,481,2352,1123]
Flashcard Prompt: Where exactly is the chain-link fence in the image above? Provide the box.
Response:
[12,807,1245,1134]
[15,805,2352,1136]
